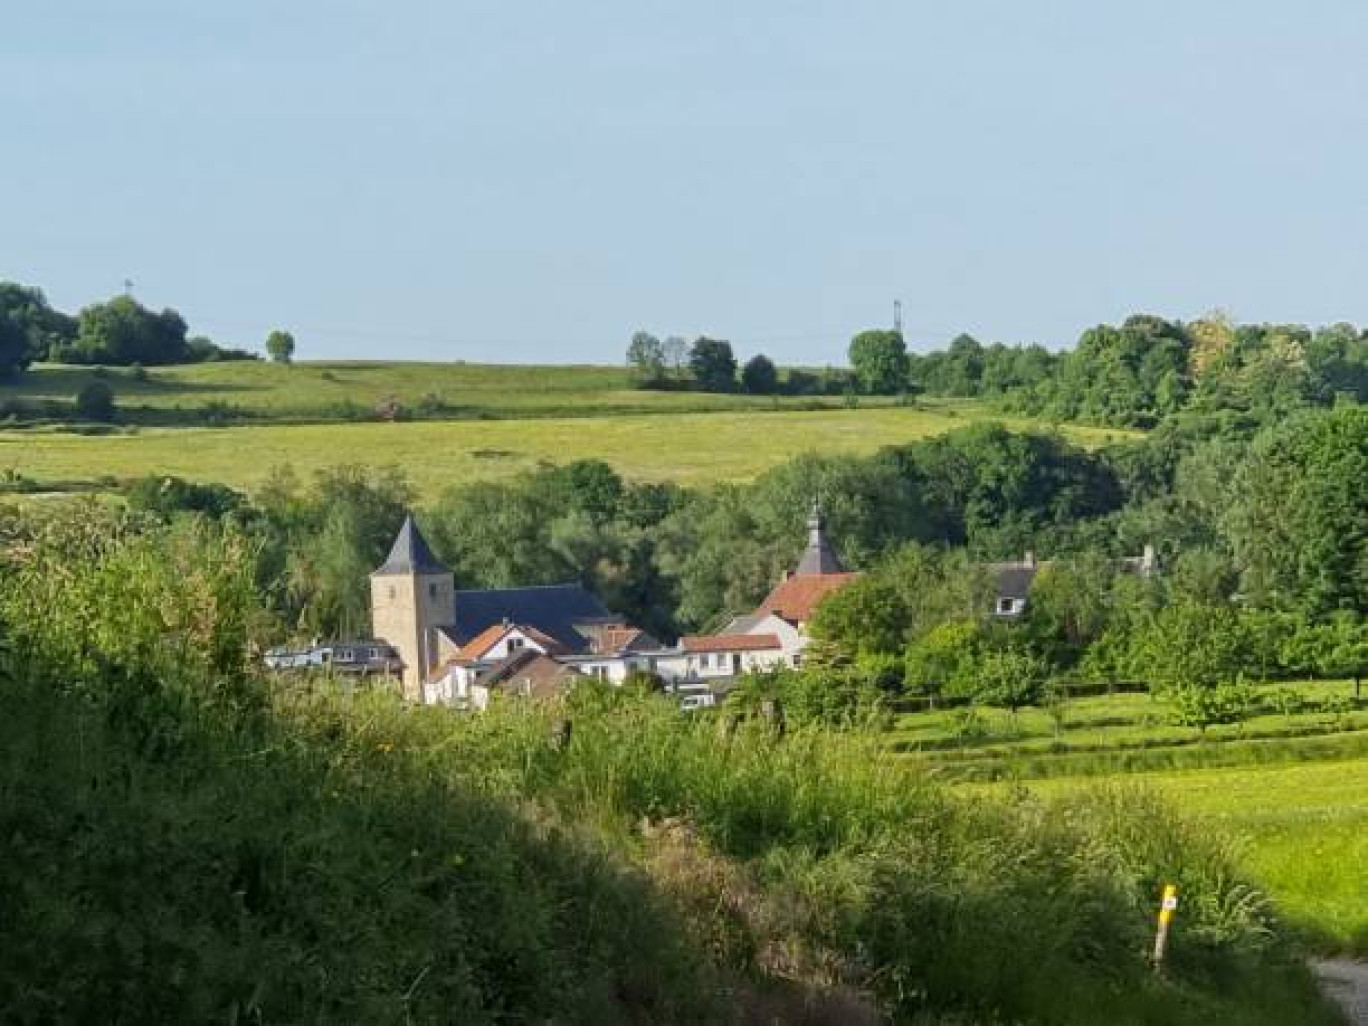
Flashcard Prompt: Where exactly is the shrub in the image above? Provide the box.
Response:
[74,380,116,422]
[1171,682,1256,732]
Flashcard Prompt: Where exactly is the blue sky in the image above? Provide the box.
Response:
[6,1,1368,363]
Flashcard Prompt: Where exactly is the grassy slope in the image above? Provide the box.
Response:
[1016,758,1368,956]
[905,686,1368,956]
[0,402,1125,501]
[1,361,908,418]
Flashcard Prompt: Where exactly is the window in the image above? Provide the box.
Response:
[429,583,439,600]
[508,637,525,651]
[997,597,1023,615]
[388,586,396,600]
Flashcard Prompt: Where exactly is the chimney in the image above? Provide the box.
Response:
[1023,551,1036,568]
[1142,543,1157,574]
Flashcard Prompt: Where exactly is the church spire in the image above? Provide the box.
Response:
[373,514,448,576]
[794,499,845,576]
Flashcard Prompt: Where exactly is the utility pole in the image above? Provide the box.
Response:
[893,299,903,335]
[123,278,135,298]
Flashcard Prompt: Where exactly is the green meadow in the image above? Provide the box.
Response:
[0,362,1129,500]
[1011,758,1368,956]
[2,360,824,419]
[900,684,1368,956]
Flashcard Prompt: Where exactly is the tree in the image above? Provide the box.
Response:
[848,329,909,395]
[903,620,978,705]
[0,282,76,375]
[1022,553,1118,669]
[1135,601,1247,694]
[73,296,190,366]
[808,576,908,659]
[688,337,737,392]
[662,336,689,380]
[266,330,296,365]
[625,331,665,385]
[0,316,27,381]
[740,354,779,395]
[1223,406,1367,615]
[75,381,116,422]
[969,646,1047,716]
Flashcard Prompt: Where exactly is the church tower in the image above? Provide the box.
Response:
[370,515,454,701]
[794,499,845,576]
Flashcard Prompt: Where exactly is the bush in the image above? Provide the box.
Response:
[1171,682,1256,732]
[74,380,116,422]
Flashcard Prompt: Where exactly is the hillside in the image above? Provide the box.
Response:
[0,363,1131,500]
[1,360,880,422]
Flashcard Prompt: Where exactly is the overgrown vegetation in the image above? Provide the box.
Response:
[0,509,1343,1024]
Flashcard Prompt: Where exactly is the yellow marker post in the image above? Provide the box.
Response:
[1152,884,1179,972]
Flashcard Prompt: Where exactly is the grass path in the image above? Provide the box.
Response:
[0,404,1124,501]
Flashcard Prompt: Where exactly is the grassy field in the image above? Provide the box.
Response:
[901,684,1368,955]
[0,396,1127,501]
[1014,759,1368,955]
[0,360,901,420]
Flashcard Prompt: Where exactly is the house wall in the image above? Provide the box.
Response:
[427,663,478,707]
[738,614,807,666]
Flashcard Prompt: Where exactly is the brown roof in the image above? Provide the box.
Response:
[575,622,659,654]
[480,650,580,699]
[680,633,782,653]
[756,572,860,625]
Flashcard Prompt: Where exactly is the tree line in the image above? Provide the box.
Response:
[626,314,1368,423]
[0,281,300,379]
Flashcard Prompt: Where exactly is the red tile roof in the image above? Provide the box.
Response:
[756,572,860,625]
[459,623,510,660]
[459,623,567,661]
[680,633,782,653]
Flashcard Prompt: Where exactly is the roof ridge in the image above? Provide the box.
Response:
[454,581,588,595]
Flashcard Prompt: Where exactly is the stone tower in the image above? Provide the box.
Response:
[370,515,454,701]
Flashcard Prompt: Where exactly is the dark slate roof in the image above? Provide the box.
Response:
[448,583,613,654]
[794,503,846,576]
[988,561,1041,602]
[373,515,449,576]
